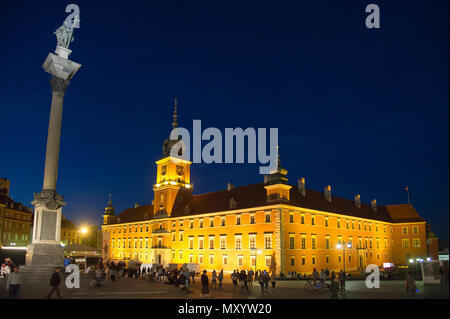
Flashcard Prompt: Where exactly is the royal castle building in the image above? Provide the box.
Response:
[101,103,439,275]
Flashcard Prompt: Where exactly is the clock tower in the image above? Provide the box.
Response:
[153,99,192,217]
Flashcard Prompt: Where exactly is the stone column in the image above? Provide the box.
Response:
[42,77,70,191]
[26,46,81,267]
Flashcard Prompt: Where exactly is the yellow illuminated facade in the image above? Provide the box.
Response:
[101,104,438,275]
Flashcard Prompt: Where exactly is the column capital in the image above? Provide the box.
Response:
[49,76,70,94]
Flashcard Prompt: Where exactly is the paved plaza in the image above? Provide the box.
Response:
[0,275,448,299]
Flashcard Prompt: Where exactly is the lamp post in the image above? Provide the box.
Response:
[79,226,88,270]
[337,241,352,274]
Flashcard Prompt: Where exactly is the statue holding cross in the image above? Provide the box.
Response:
[54,15,80,49]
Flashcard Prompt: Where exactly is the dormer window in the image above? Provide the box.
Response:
[229,198,237,209]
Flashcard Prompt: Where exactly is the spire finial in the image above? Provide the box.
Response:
[108,193,112,206]
[172,98,178,129]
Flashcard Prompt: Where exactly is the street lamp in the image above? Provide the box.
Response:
[337,241,352,275]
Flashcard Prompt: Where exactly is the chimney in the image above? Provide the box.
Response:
[135,202,140,208]
[298,178,306,197]
[324,185,332,202]
[354,195,361,208]
[371,199,377,211]
[227,182,234,191]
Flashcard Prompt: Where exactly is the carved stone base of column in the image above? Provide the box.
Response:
[26,243,64,267]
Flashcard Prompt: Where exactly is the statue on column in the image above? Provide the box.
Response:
[54,15,79,49]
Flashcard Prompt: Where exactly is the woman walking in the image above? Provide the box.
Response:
[201,270,210,297]
[211,270,217,289]
[405,272,417,298]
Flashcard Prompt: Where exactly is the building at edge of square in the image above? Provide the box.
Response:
[101,103,439,275]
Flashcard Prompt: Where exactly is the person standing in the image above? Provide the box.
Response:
[211,270,217,289]
[329,274,340,299]
[439,266,445,285]
[257,272,264,294]
[262,270,269,290]
[231,270,238,290]
[218,269,224,288]
[270,272,276,288]
[248,269,253,287]
[47,267,62,299]
[6,266,21,299]
[405,272,417,298]
[201,270,209,297]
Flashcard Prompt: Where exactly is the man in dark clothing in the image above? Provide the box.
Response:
[47,268,62,299]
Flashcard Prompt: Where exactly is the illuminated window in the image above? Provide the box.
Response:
[238,255,243,266]
[139,238,143,248]
[145,238,148,248]
[311,236,316,249]
[264,234,272,249]
[376,238,380,249]
[402,227,408,235]
[289,235,295,249]
[249,235,256,249]
[251,255,256,267]
[325,236,330,249]
[413,226,418,234]
[402,239,410,248]
[265,212,271,223]
[223,255,228,265]
[220,235,226,249]
[199,254,203,264]
[413,239,420,248]
[235,235,242,250]
[265,256,271,267]
[179,231,183,241]
[198,237,204,249]
[189,237,194,249]
[337,236,342,246]
[209,255,214,265]
[209,236,214,249]
[301,235,306,249]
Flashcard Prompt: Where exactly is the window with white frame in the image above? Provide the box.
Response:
[235,235,242,250]
[189,237,194,249]
[238,255,243,266]
[220,235,226,249]
[209,255,214,265]
[199,254,203,264]
[198,237,204,249]
[249,234,256,249]
[209,236,214,249]
[223,255,228,265]
[264,234,272,249]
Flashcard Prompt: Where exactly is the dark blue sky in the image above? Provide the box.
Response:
[1,1,448,239]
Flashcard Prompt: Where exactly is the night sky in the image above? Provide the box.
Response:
[1,1,448,240]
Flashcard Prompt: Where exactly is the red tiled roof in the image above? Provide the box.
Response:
[385,204,425,223]
[116,204,154,223]
[114,183,425,224]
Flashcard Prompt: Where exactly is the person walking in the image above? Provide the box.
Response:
[6,266,21,299]
[257,272,265,294]
[248,269,253,287]
[439,266,445,286]
[270,272,276,288]
[201,270,210,297]
[95,266,104,287]
[405,272,417,298]
[218,269,224,288]
[338,269,346,292]
[47,267,62,299]
[240,270,248,291]
[312,268,319,286]
[211,270,217,289]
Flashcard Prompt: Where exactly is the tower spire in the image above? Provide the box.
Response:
[172,98,178,129]
[108,193,112,206]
